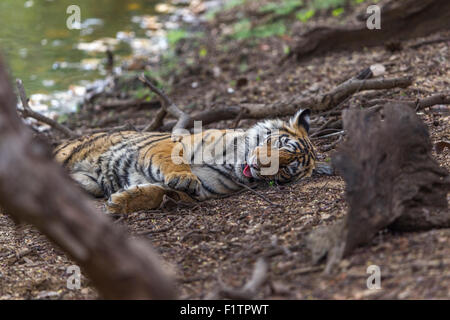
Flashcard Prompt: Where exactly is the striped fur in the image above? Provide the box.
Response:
[54,109,316,213]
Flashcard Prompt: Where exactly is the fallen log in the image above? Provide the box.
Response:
[307,104,450,272]
[286,0,450,62]
[159,74,413,131]
[0,56,175,299]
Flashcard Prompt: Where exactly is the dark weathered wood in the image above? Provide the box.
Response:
[159,75,413,131]
[287,0,450,62]
[0,56,175,299]
[308,104,450,270]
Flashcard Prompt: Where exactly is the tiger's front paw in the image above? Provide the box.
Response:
[164,172,200,196]
[106,184,164,214]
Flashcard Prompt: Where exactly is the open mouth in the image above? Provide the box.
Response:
[243,164,262,179]
[243,164,253,178]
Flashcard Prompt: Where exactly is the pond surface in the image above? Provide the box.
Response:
[0,0,185,114]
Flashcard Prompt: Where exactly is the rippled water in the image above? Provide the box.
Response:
[0,0,170,93]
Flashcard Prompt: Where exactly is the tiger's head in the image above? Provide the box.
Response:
[244,109,316,183]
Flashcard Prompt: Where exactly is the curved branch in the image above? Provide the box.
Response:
[16,79,79,139]
[0,59,175,299]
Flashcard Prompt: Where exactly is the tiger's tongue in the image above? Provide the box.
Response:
[243,164,252,178]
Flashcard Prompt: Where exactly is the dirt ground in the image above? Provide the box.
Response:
[0,2,449,299]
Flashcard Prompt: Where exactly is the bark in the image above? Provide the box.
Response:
[308,104,450,269]
[0,56,175,299]
[160,75,413,131]
[288,0,450,62]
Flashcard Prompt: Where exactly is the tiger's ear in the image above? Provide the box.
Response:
[290,109,311,133]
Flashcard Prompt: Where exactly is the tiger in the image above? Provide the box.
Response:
[54,109,318,213]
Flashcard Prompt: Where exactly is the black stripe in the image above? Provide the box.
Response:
[139,135,171,161]
[147,155,157,182]
[205,164,235,182]
[198,177,223,195]
[305,155,311,168]
[121,152,135,188]
[63,133,108,166]
[53,140,73,156]
[298,139,308,151]
[217,178,240,191]
[105,135,153,191]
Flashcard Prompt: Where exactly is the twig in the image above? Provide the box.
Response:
[365,93,450,111]
[219,258,268,300]
[139,74,192,133]
[312,130,345,140]
[232,180,282,207]
[7,248,34,265]
[311,128,343,138]
[409,37,450,49]
[16,79,79,138]
[136,216,183,236]
[312,181,330,199]
[320,135,343,152]
[143,108,167,132]
[84,123,138,134]
[96,98,160,111]
[291,265,323,276]
[310,118,334,137]
[232,108,247,129]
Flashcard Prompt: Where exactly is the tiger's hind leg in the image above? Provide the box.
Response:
[71,172,104,197]
[106,183,195,214]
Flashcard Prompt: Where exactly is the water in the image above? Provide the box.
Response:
[0,0,189,114]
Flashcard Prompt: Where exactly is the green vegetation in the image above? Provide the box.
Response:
[259,0,303,16]
[231,19,286,40]
[332,7,345,16]
[296,8,315,22]
[312,0,346,10]
[199,47,208,57]
[224,0,248,10]
[166,29,189,45]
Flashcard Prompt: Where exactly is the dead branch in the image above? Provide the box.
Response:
[307,104,450,269]
[320,135,343,152]
[366,92,450,111]
[143,107,167,132]
[84,122,138,134]
[409,36,450,49]
[139,74,192,132]
[95,98,160,111]
[231,180,282,207]
[285,0,450,62]
[0,58,175,299]
[312,130,345,140]
[219,258,269,300]
[16,79,79,139]
[160,75,413,131]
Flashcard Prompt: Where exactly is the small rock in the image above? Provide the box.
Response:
[370,64,386,77]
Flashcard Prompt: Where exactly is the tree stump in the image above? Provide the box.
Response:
[308,104,450,271]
